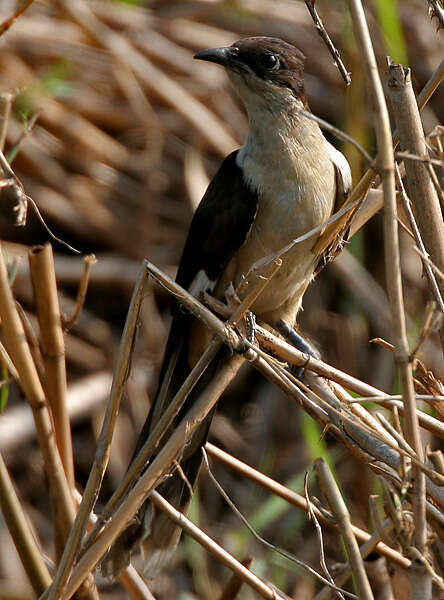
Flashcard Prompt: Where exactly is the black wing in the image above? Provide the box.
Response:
[176,150,259,289]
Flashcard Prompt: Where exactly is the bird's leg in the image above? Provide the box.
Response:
[245,311,256,345]
[224,283,257,352]
[275,319,320,380]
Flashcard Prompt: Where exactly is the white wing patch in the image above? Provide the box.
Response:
[325,141,352,201]
[188,269,215,298]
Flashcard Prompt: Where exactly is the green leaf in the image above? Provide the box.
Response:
[374,0,408,65]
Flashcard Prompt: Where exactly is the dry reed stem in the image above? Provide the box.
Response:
[206,443,410,569]
[253,355,444,520]
[80,337,224,556]
[254,322,444,438]
[47,260,149,600]
[315,458,374,600]
[202,448,357,598]
[320,56,444,249]
[218,557,253,600]
[60,354,245,600]
[0,339,18,381]
[314,519,397,600]
[70,489,157,600]
[0,0,36,36]
[150,491,278,600]
[205,289,444,439]
[0,452,52,595]
[28,243,74,489]
[428,450,444,476]
[0,580,35,600]
[81,258,281,554]
[387,63,444,332]
[0,242,75,534]
[348,2,430,596]
[119,567,157,600]
[0,242,98,600]
[363,557,394,600]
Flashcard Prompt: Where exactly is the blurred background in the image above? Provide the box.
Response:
[0,1,443,598]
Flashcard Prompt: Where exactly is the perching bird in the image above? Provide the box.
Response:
[102,36,351,578]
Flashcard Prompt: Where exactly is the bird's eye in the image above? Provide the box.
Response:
[262,54,279,70]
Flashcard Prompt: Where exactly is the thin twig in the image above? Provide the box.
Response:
[303,472,345,600]
[304,0,351,85]
[205,444,410,569]
[26,194,81,254]
[202,450,357,598]
[150,491,281,599]
[0,0,36,36]
[63,254,97,331]
[299,108,372,164]
[413,246,444,280]
[396,150,444,168]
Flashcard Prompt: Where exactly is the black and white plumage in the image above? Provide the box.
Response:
[102,36,351,578]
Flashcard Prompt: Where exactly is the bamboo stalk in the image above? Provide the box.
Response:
[0,242,98,600]
[28,243,74,489]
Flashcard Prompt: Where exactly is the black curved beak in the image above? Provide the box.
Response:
[194,47,245,72]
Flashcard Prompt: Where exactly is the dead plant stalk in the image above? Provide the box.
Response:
[47,260,149,600]
[60,353,246,600]
[387,63,444,336]
[0,242,98,600]
[28,243,74,489]
[0,452,52,595]
[315,459,374,600]
[348,0,429,596]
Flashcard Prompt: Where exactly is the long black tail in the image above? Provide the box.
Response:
[100,319,227,578]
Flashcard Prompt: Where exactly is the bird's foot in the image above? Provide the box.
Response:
[275,319,320,380]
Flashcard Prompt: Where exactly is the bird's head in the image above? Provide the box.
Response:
[194,37,307,115]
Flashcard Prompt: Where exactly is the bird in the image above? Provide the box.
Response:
[101,36,352,579]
